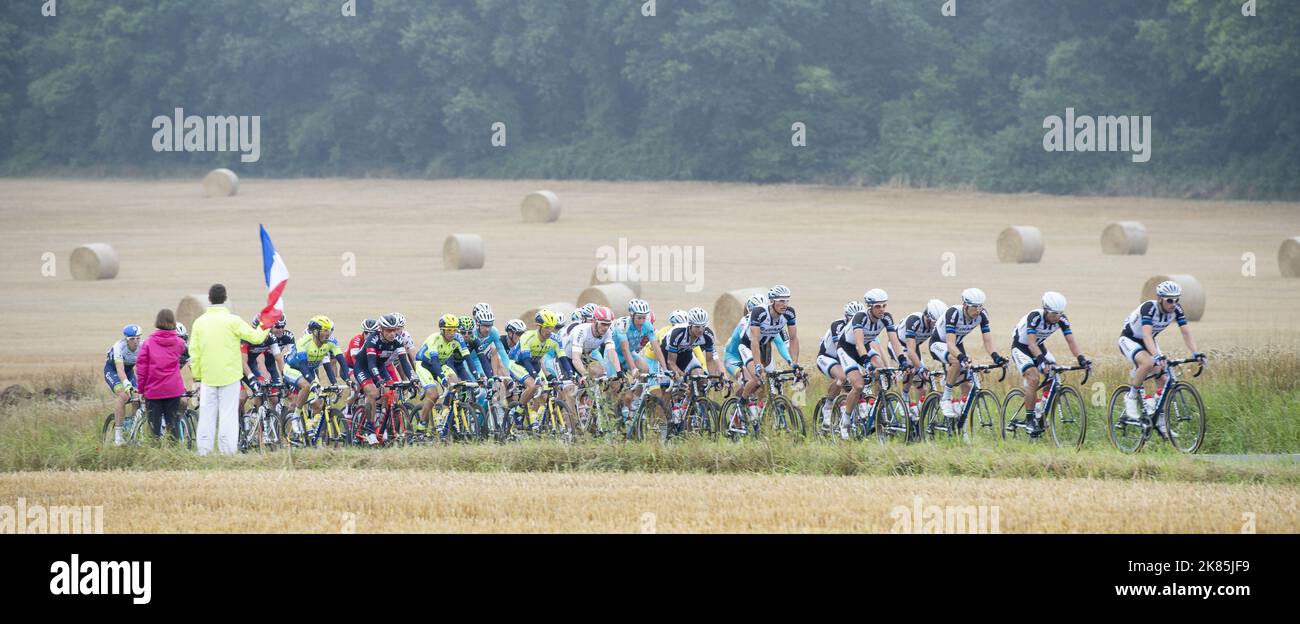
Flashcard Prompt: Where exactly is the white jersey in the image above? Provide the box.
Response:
[385,330,415,365]
[567,322,615,358]
[933,305,990,345]
[1121,300,1187,341]
[1012,309,1072,350]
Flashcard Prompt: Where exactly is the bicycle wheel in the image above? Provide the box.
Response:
[920,394,952,442]
[101,414,118,446]
[1106,387,1147,454]
[1000,389,1025,441]
[874,393,910,445]
[765,396,805,441]
[811,396,839,439]
[959,390,998,446]
[282,409,309,448]
[631,395,671,442]
[1047,385,1087,450]
[1164,382,1206,453]
[718,397,745,441]
[698,398,722,440]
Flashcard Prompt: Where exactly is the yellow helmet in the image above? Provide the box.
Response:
[538,310,561,329]
[438,313,459,329]
[307,315,333,333]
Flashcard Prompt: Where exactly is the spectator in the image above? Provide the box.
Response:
[190,284,269,455]
[135,308,189,440]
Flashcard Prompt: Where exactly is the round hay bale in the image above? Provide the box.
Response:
[589,263,643,297]
[1,384,34,407]
[577,283,637,316]
[521,302,576,328]
[69,243,119,280]
[442,234,485,270]
[521,190,561,223]
[996,226,1044,263]
[713,287,766,334]
[1279,237,1300,278]
[1140,274,1205,321]
[177,294,232,330]
[1101,221,1148,255]
[202,168,239,197]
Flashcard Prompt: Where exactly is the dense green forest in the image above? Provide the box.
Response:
[1,0,1296,198]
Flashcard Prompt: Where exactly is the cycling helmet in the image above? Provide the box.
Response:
[961,288,987,307]
[767,284,792,301]
[864,288,888,305]
[579,302,597,319]
[614,316,631,333]
[457,316,474,334]
[175,322,188,340]
[570,310,585,324]
[505,319,526,334]
[592,306,614,323]
[746,293,768,312]
[378,314,400,330]
[628,298,651,316]
[668,309,687,325]
[307,315,334,333]
[925,299,947,322]
[362,318,379,333]
[844,301,865,319]
[473,306,495,325]
[438,314,459,329]
[273,317,288,329]
[686,307,709,326]
[1041,291,1067,314]
[389,312,406,328]
[123,324,142,338]
[1155,280,1182,298]
[535,308,551,324]
[538,310,561,329]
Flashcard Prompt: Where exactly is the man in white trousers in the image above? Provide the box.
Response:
[188,284,269,455]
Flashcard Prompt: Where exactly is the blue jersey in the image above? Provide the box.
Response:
[612,319,655,368]
[470,327,511,374]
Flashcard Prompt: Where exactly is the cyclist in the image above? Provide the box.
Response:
[722,294,794,380]
[1117,280,1207,437]
[516,310,566,426]
[344,318,380,387]
[238,316,293,418]
[932,288,1007,422]
[833,288,908,440]
[416,314,481,436]
[736,285,801,434]
[283,316,346,419]
[897,299,947,421]
[563,306,624,433]
[662,307,724,387]
[611,299,665,376]
[104,324,142,446]
[815,301,863,433]
[1009,292,1090,437]
[356,314,417,445]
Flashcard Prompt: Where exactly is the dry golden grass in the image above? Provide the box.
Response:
[2,470,1295,533]
[2,178,1298,382]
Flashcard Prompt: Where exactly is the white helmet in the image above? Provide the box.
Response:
[925,299,947,322]
[686,307,709,326]
[504,319,526,334]
[472,304,495,325]
[961,288,986,307]
[1155,280,1182,298]
[1041,291,1067,314]
[745,294,768,312]
[570,310,585,324]
[767,284,792,301]
[864,288,888,305]
[668,309,687,325]
[175,321,189,340]
[843,300,865,319]
[628,298,651,315]
[389,312,407,328]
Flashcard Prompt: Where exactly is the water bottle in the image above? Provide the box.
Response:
[1142,394,1156,415]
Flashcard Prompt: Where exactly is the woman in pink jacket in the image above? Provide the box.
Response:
[135,309,189,440]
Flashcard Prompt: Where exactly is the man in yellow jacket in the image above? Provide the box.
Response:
[189,284,269,455]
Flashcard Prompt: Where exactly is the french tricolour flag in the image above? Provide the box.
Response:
[258,225,289,328]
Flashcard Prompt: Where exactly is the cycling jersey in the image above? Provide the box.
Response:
[106,338,139,367]
[1120,300,1186,341]
[900,312,938,345]
[933,306,990,345]
[818,319,849,358]
[357,332,413,386]
[470,326,511,374]
[567,322,616,359]
[286,334,343,371]
[244,330,294,357]
[739,305,797,349]
[518,329,562,378]
[1012,309,1072,352]
[836,310,897,357]
[612,318,656,369]
[345,333,366,369]
[417,333,480,382]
